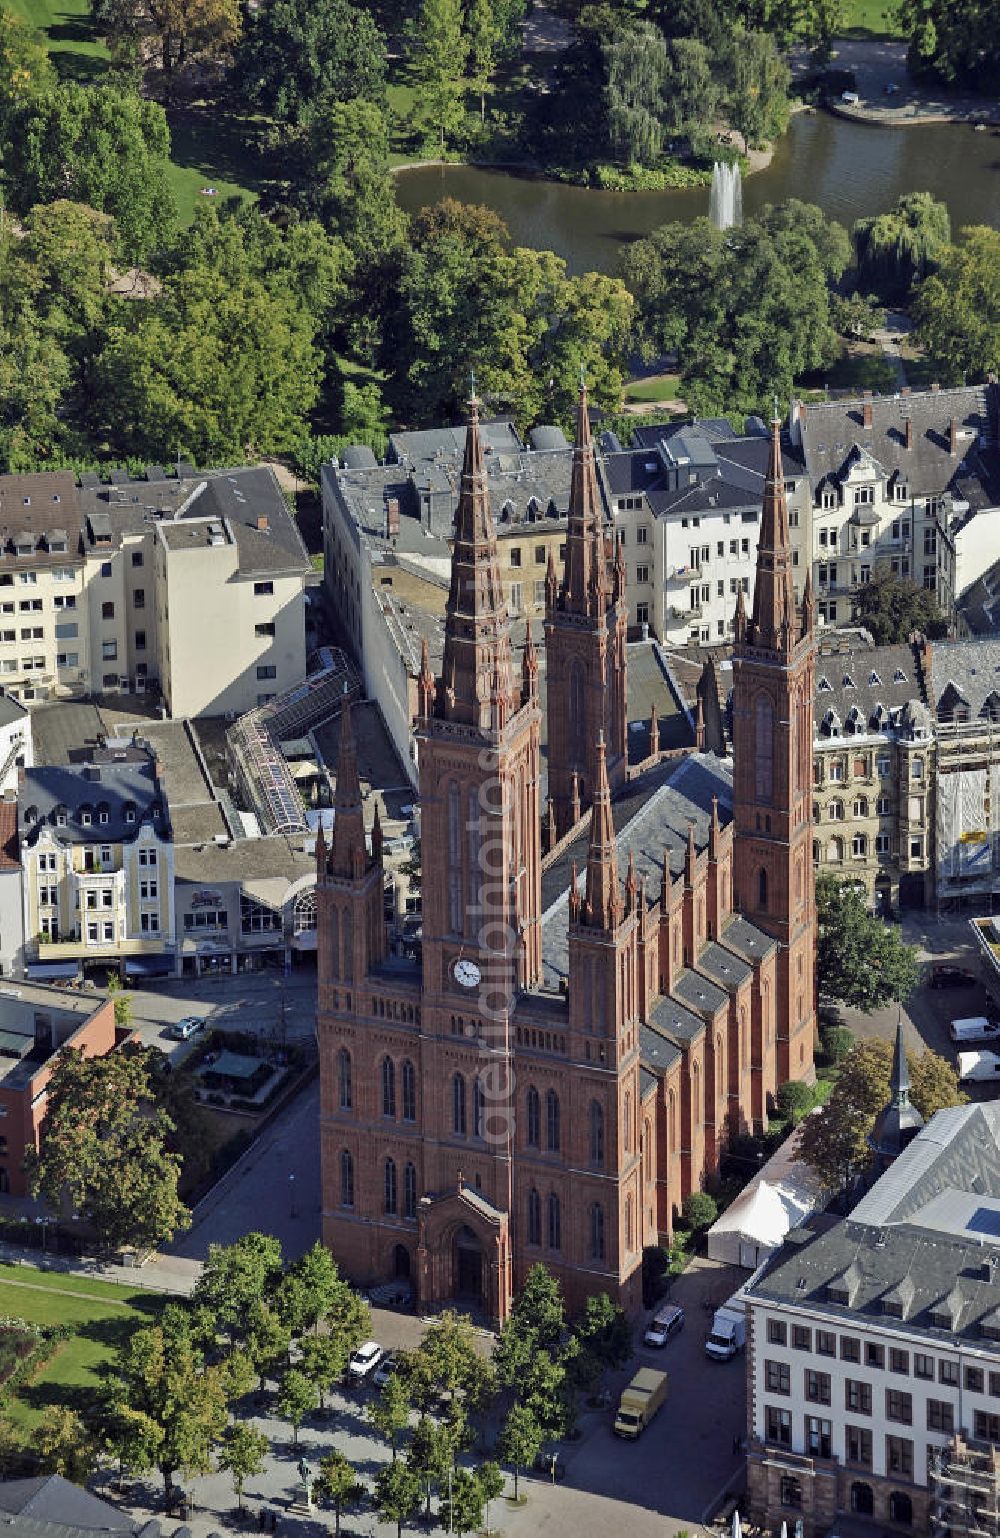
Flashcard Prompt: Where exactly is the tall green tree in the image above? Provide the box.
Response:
[235,0,386,128]
[369,1371,412,1460]
[0,8,55,155]
[277,1368,315,1447]
[303,99,405,258]
[497,1402,542,1499]
[218,1423,268,1511]
[816,875,921,1010]
[661,36,717,134]
[465,0,497,122]
[105,1304,230,1497]
[796,1036,965,1191]
[853,568,947,644]
[406,1415,452,1519]
[36,1407,98,1483]
[439,1466,486,1537]
[853,192,951,304]
[93,0,241,76]
[604,22,668,165]
[722,26,790,150]
[25,1047,188,1258]
[317,1449,359,1536]
[194,1234,284,1343]
[411,0,468,152]
[894,0,999,88]
[374,1460,422,1538]
[11,84,175,260]
[913,226,1000,384]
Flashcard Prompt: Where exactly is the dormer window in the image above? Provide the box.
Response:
[124,804,136,824]
[24,806,38,825]
[869,671,881,686]
[98,803,110,825]
[818,676,832,692]
[55,806,67,827]
[894,668,907,683]
[842,675,855,689]
[80,809,92,827]
[22,498,30,508]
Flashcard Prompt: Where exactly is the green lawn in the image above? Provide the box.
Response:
[837,0,904,39]
[5,0,109,80]
[0,1265,162,1428]
[6,0,261,224]
[625,373,683,404]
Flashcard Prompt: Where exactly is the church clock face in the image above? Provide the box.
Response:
[452,958,482,990]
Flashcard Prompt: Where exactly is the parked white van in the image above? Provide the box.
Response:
[958,1050,1000,1083]
[949,1016,1000,1044]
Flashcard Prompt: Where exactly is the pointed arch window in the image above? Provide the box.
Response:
[384,1158,397,1215]
[337,1047,352,1111]
[527,1188,541,1245]
[548,1192,561,1250]
[467,786,481,926]
[589,1101,605,1166]
[340,1149,354,1207]
[526,1086,540,1147]
[473,1076,485,1138]
[758,867,768,911]
[381,1056,396,1118]
[404,1161,417,1220]
[401,1059,416,1122]
[568,659,585,766]
[755,694,774,803]
[590,1204,605,1261]
[447,781,463,934]
[452,1073,467,1137]
[623,1091,632,1152]
[545,1089,561,1152]
[625,1194,634,1254]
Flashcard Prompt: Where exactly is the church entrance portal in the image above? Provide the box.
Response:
[393,1244,411,1280]
[454,1224,484,1300]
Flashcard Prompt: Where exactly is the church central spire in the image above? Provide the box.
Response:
[748,417,798,652]
[438,391,517,731]
[562,381,605,617]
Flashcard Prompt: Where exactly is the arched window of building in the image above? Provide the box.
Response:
[850,1484,873,1516]
[292,890,317,934]
[381,1056,396,1118]
[590,1204,605,1261]
[526,1086,540,1147]
[404,1162,417,1220]
[384,1158,397,1214]
[467,787,481,924]
[590,1101,604,1166]
[340,1149,354,1207]
[668,1089,677,1150]
[692,1061,701,1126]
[337,1048,352,1111]
[328,906,340,980]
[452,1074,467,1136]
[568,659,585,767]
[758,867,768,911]
[473,1076,485,1138]
[716,1035,724,1099]
[888,1493,912,1526]
[527,1188,541,1245]
[547,1192,561,1250]
[755,694,774,803]
[546,1089,561,1151]
[447,781,463,934]
[643,1120,651,1182]
[623,1090,631,1152]
[401,1059,416,1122]
[625,1194,633,1253]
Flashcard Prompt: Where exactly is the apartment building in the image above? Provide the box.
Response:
[812,634,933,911]
[0,691,31,797]
[0,982,117,1195]
[18,741,175,979]
[0,466,310,719]
[611,420,812,645]
[0,473,90,703]
[746,1095,1000,1537]
[926,637,1000,907]
[794,383,1000,626]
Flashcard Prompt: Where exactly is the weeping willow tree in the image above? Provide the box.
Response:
[604,22,668,166]
[853,192,951,305]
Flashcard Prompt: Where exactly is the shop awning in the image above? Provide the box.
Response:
[26,962,81,982]
[123,955,175,979]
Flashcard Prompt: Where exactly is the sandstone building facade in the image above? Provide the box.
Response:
[317,389,817,1323]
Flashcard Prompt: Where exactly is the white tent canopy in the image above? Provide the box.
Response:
[707,1118,826,1268]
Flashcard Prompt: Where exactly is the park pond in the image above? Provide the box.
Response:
[396,110,1000,273]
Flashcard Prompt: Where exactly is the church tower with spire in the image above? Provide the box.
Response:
[731,417,816,1090]
[544,382,628,841]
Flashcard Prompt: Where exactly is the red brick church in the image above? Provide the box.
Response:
[317,387,816,1324]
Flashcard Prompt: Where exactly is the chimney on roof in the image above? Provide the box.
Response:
[950,417,959,455]
[862,392,873,430]
[905,417,913,451]
[257,515,269,532]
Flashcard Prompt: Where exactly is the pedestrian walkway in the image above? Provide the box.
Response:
[0,1241,201,1295]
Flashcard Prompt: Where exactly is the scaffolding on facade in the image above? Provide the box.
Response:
[936,713,1000,917]
[929,1437,1000,1538]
